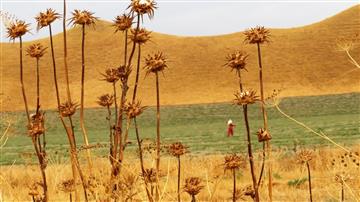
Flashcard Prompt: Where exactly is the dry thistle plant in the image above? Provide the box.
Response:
[296,149,314,202]
[244,25,273,201]
[113,14,133,64]
[183,177,204,202]
[223,154,246,202]
[334,171,351,202]
[129,0,157,20]
[225,50,248,91]
[168,142,189,202]
[58,179,76,202]
[70,9,98,172]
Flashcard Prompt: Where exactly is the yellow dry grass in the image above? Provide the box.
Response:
[1,6,359,111]
[0,146,359,201]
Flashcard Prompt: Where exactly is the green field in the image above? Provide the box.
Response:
[1,93,359,165]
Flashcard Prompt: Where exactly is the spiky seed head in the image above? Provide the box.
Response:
[116,65,132,82]
[168,142,188,157]
[129,0,157,19]
[101,68,120,83]
[256,128,272,142]
[142,168,157,184]
[6,20,30,40]
[335,172,350,184]
[28,182,40,197]
[130,28,151,45]
[35,8,60,30]
[113,14,133,32]
[59,101,78,117]
[225,50,248,72]
[58,179,76,193]
[70,10,97,26]
[233,90,259,106]
[224,154,246,170]
[26,43,47,58]
[296,150,313,164]
[144,52,168,75]
[183,177,204,196]
[123,101,146,119]
[28,112,45,137]
[97,94,114,107]
[244,26,270,44]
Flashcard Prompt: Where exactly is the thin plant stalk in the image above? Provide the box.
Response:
[113,83,118,127]
[79,24,93,170]
[256,42,272,201]
[132,44,141,101]
[341,183,344,202]
[232,169,236,202]
[306,162,313,202]
[106,105,113,161]
[124,29,128,66]
[155,71,161,200]
[36,58,40,114]
[19,37,30,124]
[31,137,48,201]
[177,156,181,202]
[48,24,61,108]
[63,0,71,103]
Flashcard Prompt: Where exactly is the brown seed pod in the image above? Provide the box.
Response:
[142,168,157,184]
[97,94,114,107]
[183,177,204,196]
[101,68,120,83]
[224,153,246,170]
[35,8,60,30]
[70,9,97,26]
[296,150,313,164]
[28,112,45,137]
[113,14,133,32]
[57,179,76,193]
[59,101,78,117]
[26,43,47,58]
[116,65,132,82]
[168,142,188,157]
[244,26,271,44]
[129,0,157,19]
[6,20,30,40]
[144,52,168,75]
[233,90,259,105]
[129,28,151,45]
[225,50,248,72]
[256,128,272,142]
[123,101,146,119]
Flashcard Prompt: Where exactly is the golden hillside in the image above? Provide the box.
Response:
[1,5,359,111]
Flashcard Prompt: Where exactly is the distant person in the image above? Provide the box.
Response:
[227,119,236,137]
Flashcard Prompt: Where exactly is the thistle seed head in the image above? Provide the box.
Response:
[296,149,313,164]
[116,65,132,83]
[183,177,204,197]
[35,8,60,30]
[70,10,97,26]
[26,43,47,58]
[113,14,133,32]
[225,50,248,72]
[223,153,246,170]
[244,26,270,44]
[129,0,157,19]
[97,94,114,107]
[101,68,120,83]
[123,101,146,119]
[28,112,45,137]
[168,142,188,157]
[58,179,76,193]
[335,172,350,184]
[233,90,259,105]
[144,52,168,75]
[256,128,272,142]
[59,101,78,117]
[6,20,30,40]
[142,168,157,184]
[130,28,151,45]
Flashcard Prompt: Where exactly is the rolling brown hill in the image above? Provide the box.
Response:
[1,5,359,111]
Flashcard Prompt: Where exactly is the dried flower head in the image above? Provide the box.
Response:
[233,90,259,105]
[28,182,40,197]
[58,179,76,193]
[183,177,204,197]
[244,26,270,44]
[123,101,146,118]
[296,150,313,164]
[130,28,151,45]
[113,14,133,32]
[225,50,248,72]
[97,94,114,107]
[224,154,246,170]
[144,52,168,75]
[142,168,157,184]
[70,10,97,26]
[26,43,47,58]
[265,89,282,107]
[116,65,132,83]
[6,20,30,40]
[28,112,45,137]
[256,128,272,142]
[35,8,60,30]
[334,172,350,184]
[101,68,120,83]
[129,0,157,19]
[168,142,188,157]
[59,101,78,117]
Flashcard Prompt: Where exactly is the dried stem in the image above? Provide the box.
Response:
[19,37,30,124]
[132,44,141,102]
[31,137,48,202]
[155,71,161,200]
[232,169,236,202]
[124,29,128,66]
[36,58,40,114]
[177,156,181,202]
[63,0,71,102]
[48,24,61,108]
[306,162,313,202]
[106,105,113,163]
[341,183,344,202]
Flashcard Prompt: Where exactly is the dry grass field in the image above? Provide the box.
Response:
[1,5,359,111]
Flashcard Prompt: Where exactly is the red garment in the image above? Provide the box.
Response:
[227,123,235,137]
